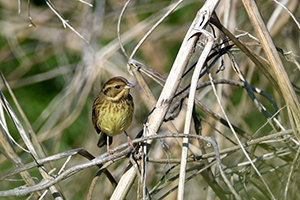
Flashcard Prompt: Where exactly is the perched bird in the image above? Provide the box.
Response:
[92,76,134,154]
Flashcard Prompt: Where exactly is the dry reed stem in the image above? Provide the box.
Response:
[178,29,216,199]
[242,0,300,142]
[111,1,222,199]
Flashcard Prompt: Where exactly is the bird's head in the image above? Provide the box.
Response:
[101,76,133,100]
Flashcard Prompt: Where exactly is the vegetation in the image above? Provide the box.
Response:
[0,0,299,199]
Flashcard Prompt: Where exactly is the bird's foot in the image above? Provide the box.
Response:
[127,136,135,150]
[107,146,113,155]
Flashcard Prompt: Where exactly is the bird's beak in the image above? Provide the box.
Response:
[125,82,134,89]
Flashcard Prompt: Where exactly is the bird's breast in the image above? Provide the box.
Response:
[98,99,133,137]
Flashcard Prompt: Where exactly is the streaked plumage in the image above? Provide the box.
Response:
[92,76,134,154]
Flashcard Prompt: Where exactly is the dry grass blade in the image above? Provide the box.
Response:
[242,0,300,142]
[129,0,183,59]
[208,70,274,199]
[284,146,300,200]
[0,90,63,198]
[178,29,215,199]
[273,0,300,30]
[0,109,41,199]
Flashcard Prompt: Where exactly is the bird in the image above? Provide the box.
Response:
[92,76,134,154]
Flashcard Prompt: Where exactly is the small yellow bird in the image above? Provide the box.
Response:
[92,76,134,154]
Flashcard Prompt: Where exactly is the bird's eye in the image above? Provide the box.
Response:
[115,85,121,89]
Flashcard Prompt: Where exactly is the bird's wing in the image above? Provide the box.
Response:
[92,96,102,134]
[92,96,113,147]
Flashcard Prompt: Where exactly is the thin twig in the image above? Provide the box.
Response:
[129,0,183,59]
[45,0,89,43]
[78,0,93,7]
[117,0,131,59]
[273,0,300,30]
[284,146,300,200]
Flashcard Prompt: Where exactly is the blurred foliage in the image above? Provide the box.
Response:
[0,0,299,199]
